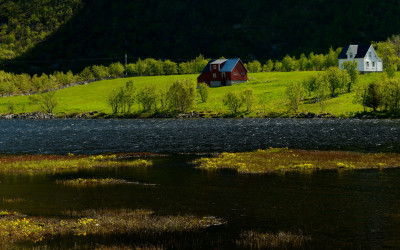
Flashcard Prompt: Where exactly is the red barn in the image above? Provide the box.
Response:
[197,58,248,87]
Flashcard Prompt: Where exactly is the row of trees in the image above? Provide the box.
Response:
[245,48,341,73]
[286,63,359,112]
[107,79,202,114]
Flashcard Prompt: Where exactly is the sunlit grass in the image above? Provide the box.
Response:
[0,154,152,173]
[0,209,225,248]
[194,148,400,174]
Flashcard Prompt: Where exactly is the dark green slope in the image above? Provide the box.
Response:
[4,0,400,73]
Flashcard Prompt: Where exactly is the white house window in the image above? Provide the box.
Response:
[366,62,369,68]
[349,53,353,58]
[213,73,216,78]
[372,62,375,67]
[369,52,372,57]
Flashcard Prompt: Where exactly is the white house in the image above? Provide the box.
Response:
[338,44,383,73]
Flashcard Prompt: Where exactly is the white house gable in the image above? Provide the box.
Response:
[338,44,382,73]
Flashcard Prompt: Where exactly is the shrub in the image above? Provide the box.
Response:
[167,79,196,112]
[223,91,244,114]
[242,88,255,112]
[198,83,209,103]
[108,62,125,78]
[285,82,305,112]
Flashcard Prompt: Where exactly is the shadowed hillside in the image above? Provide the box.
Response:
[3,0,400,73]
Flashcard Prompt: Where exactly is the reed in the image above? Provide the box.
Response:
[194,148,400,174]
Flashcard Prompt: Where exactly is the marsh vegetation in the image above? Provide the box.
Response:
[194,148,400,174]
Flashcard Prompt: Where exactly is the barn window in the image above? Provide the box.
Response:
[241,72,245,76]
[213,65,217,70]
[222,72,226,78]
[213,73,216,78]
[234,72,238,76]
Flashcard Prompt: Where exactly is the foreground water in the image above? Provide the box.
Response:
[1,156,400,248]
[1,118,400,154]
[2,119,400,248]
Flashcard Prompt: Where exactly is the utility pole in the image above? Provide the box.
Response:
[125,53,128,77]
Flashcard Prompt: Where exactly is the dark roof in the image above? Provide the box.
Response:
[221,58,240,72]
[338,44,371,59]
[354,44,371,58]
[201,59,216,73]
[338,46,349,59]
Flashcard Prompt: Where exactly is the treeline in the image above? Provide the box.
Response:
[0,55,209,96]
[0,48,342,97]
[245,48,341,73]
[0,0,83,60]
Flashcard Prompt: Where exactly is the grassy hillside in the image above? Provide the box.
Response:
[0,72,387,117]
[2,0,400,74]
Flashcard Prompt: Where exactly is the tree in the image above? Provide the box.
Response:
[79,66,94,81]
[223,91,244,114]
[263,59,274,72]
[298,53,308,71]
[137,84,158,111]
[246,60,262,73]
[29,91,58,114]
[242,88,255,112]
[325,67,345,97]
[198,82,209,103]
[107,88,122,114]
[364,82,382,112]
[282,55,298,72]
[314,74,330,112]
[285,82,305,112]
[302,75,318,96]
[167,79,197,112]
[122,80,136,113]
[274,61,283,71]
[342,61,359,92]
[91,65,109,79]
[163,60,178,75]
[108,62,125,78]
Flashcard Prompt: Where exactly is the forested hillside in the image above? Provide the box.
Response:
[2,0,400,74]
[0,0,82,59]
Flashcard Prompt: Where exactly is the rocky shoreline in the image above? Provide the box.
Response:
[0,111,386,120]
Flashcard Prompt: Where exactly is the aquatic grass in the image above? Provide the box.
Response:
[0,154,152,173]
[0,209,225,248]
[56,178,135,186]
[236,230,311,248]
[194,148,400,174]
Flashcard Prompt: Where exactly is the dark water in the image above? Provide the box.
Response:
[1,118,400,154]
[2,119,400,248]
[1,156,400,248]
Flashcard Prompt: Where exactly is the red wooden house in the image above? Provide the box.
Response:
[197,58,248,87]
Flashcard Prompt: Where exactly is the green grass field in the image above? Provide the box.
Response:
[0,71,391,117]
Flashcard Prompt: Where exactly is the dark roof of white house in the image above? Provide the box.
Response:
[338,44,371,59]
